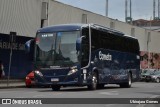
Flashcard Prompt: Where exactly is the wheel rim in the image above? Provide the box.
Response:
[128,74,131,86]
[156,78,160,83]
[92,75,97,88]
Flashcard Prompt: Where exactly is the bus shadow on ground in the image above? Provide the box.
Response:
[38,85,122,92]
[137,92,160,96]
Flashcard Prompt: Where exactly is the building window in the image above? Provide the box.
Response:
[82,14,88,24]
[41,2,48,20]
[41,2,48,28]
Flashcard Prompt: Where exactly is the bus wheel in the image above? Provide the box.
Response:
[120,73,132,88]
[97,84,105,89]
[156,78,160,83]
[88,73,97,90]
[51,85,60,91]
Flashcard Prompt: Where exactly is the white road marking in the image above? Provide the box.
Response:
[105,104,116,107]
[32,95,45,98]
[99,91,119,95]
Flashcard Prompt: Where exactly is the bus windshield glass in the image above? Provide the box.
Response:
[35,31,80,68]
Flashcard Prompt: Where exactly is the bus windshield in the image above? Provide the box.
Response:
[35,31,80,68]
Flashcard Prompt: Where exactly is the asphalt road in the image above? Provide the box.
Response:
[0,82,160,107]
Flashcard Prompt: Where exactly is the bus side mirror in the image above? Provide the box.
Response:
[25,39,35,61]
[76,36,85,51]
[76,38,81,51]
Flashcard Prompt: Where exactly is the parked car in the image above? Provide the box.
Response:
[25,71,35,88]
[145,71,160,83]
[140,69,156,81]
[25,71,50,88]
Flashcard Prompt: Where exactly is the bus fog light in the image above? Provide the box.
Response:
[35,70,43,77]
[68,69,78,75]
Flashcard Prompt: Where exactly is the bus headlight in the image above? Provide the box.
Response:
[35,70,43,77]
[68,69,78,75]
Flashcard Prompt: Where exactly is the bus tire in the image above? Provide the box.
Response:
[88,73,97,90]
[120,73,132,88]
[51,85,60,91]
[97,84,105,89]
[26,85,32,88]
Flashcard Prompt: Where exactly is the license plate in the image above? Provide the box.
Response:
[51,78,59,82]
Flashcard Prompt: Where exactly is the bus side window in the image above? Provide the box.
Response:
[81,28,90,67]
[100,32,114,50]
[91,29,100,51]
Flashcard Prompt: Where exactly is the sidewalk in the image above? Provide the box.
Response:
[0,79,25,89]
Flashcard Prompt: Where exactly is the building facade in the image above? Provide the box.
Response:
[0,0,160,78]
[133,19,160,32]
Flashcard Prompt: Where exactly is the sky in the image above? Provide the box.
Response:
[56,0,156,22]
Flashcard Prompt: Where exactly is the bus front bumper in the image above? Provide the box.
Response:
[34,73,87,86]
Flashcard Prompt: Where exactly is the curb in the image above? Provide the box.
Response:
[0,79,24,83]
[0,79,26,89]
[0,85,26,89]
